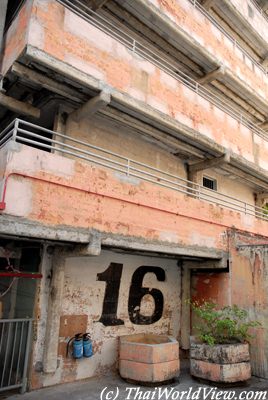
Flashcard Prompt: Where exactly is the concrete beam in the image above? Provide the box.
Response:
[68,233,102,256]
[101,107,205,159]
[102,235,225,260]
[0,214,93,243]
[259,120,268,130]
[24,47,268,190]
[70,91,111,121]
[11,63,85,103]
[261,54,268,68]
[0,92,40,118]
[186,258,228,270]
[92,0,109,10]
[188,151,231,173]
[258,0,268,11]
[198,66,225,85]
[201,0,216,10]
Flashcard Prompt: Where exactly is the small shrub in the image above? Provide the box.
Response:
[191,300,261,346]
[263,203,268,216]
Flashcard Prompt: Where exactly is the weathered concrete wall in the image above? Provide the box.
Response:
[2,144,267,249]
[65,115,256,206]
[30,249,181,387]
[145,0,268,100]
[225,0,268,48]
[65,115,187,179]
[17,0,268,173]
[191,230,268,379]
[230,231,268,379]
[2,2,268,172]
[0,0,33,75]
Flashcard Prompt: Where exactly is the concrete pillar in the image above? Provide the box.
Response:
[0,0,8,50]
[0,0,8,82]
[52,105,70,155]
[255,193,268,208]
[180,266,191,350]
[30,245,53,386]
[43,248,65,374]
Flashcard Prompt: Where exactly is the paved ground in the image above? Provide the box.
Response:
[3,365,268,400]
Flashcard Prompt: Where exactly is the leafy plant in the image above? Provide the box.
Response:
[191,300,261,346]
[263,203,268,216]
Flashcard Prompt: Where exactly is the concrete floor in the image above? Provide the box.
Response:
[3,365,268,400]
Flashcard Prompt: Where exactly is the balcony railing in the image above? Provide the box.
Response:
[190,0,268,72]
[56,0,268,143]
[0,119,267,222]
[249,0,268,25]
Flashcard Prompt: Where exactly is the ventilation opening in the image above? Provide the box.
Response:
[203,176,217,191]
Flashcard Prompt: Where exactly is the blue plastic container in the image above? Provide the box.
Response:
[83,333,93,358]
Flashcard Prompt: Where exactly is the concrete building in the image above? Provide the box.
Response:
[0,0,267,392]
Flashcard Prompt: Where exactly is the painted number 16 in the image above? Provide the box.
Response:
[97,263,166,326]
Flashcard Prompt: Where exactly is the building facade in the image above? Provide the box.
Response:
[0,0,268,392]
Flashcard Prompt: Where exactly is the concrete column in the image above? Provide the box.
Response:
[43,248,65,374]
[180,266,191,350]
[0,0,8,52]
[255,193,268,208]
[29,245,53,387]
[52,105,69,155]
[0,0,8,83]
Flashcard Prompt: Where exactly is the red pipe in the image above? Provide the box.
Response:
[0,272,43,278]
[0,171,263,234]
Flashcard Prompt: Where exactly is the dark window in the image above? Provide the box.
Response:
[203,176,217,191]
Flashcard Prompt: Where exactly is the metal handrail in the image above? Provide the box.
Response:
[190,0,268,74]
[249,0,268,24]
[56,0,268,142]
[1,119,267,222]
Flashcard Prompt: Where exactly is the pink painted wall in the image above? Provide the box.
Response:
[2,1,268,172]
[25,1,268,173]
[149,0,268,102]
[2,144,267,249]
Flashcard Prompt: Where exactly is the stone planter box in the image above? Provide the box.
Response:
[190,338,251,383]
[119,334,180,384]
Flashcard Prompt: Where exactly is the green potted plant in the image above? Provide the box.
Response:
[189,301,261,384]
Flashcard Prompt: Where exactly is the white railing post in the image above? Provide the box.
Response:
[127,159,130,176]
[13,119,19,142]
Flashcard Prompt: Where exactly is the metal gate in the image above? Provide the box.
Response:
[0,319,33,393]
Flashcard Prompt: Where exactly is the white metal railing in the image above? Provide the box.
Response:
[249,0,268,25]
[0,319,33,393]
[1,119,267,222]
[190,0,268,74]
[56,0,268,142]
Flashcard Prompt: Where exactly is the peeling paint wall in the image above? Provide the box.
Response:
[0,0,33,75]
[31,250,181,387]
[149,0,268,100]
[3,0,268,172]
[191,230,268,379]
[65,115,187,179]
[3,144,267,248]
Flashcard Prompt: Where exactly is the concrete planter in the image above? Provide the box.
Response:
[119,334,180,384]
[190,338,251,383]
